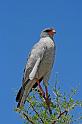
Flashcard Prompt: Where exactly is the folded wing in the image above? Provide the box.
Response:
[16,40,47,107]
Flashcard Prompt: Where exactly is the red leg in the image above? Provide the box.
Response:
[45,85,52,114]
[36,79,52,114]
[45,85,48,99]
[36,79,45,97]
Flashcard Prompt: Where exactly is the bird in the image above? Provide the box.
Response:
[16,27,56,108]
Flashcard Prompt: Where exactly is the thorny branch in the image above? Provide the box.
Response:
[22,111,35,124]
[27,99,45,123]
[16,76,82,124]
[52,110,68,124]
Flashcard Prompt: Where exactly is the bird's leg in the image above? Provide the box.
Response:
[36,79,52,114]
[36,79,45,98]
[45,85,48,99]
[45,85,52,114]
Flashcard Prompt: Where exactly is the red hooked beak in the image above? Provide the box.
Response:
[52,29,56,34]
[48,29,56,36]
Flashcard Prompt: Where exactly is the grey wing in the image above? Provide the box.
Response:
[16,41,47,107]
[22,40,47,85]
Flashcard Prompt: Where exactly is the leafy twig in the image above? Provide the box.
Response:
[22,111,35,124]
[52,110,68,124]
[27,99,45,123]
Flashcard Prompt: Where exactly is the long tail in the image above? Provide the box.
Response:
[16,77,43,108]
[16,79,34,108]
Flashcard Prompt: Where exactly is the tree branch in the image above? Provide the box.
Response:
[22,111,35,124]
[52,110,68,124]
[27,99,45,123]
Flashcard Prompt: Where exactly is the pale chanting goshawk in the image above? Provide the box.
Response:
[16,28,56,108]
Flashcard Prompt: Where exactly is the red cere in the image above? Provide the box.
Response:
[48,30,55,36]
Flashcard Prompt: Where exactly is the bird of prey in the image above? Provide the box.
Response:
[16,27,56,108]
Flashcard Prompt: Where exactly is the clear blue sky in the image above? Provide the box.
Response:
[0,0,82,124]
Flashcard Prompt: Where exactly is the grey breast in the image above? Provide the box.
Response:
[23,36,55,83]
[36,37,55,80]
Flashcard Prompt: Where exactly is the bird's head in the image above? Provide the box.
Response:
[40,28,56,39]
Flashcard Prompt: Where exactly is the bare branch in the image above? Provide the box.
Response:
[27,99,45,124]
[52,110,68,124]
[22,111,35,124]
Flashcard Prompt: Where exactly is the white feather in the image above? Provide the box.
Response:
[29,58,40,80]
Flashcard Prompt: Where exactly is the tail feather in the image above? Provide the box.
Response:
[16,87,22,102]
[16,79,30,103]
[16,79,30,107]
[16,77,43,108]
[16,79,34,108]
